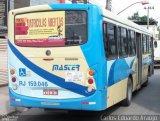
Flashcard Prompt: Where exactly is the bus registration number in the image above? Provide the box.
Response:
[19,81,48,87]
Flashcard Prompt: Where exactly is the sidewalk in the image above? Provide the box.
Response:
[0,86,25,115]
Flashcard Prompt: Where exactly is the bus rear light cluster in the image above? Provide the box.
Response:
[88,78,94,84]
[12,77,17,83]
[10,69,15,75]
[13,84,18,90]
[82,102,96,105]
[89,70,95,76]
[11,98,21,102]
[87,86,93,93]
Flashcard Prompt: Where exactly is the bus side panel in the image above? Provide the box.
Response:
[106,57,136,108]
[80,5,107,110]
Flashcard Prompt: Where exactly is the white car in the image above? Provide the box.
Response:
[154,40,160,67]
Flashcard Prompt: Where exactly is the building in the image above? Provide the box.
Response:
[0,0,8,27]
[10,0,112,10]
[106,0,112,11]
[10,0,61,10]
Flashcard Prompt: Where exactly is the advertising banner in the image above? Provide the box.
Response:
[15,11,65,46]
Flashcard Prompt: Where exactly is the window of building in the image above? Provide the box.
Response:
[103,23,117,59]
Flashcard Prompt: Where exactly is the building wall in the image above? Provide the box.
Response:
[0,0,8,26]
[30,0,60,6]
[10,0,60,9]
[106,0,112,11]
[10,0,14,10]
[10,0,112,10]
[14,0,30,9]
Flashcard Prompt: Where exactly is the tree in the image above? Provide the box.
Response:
[128,12,141,21]
[128,12,157,24]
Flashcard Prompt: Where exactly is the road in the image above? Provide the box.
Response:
[10,69,160,121]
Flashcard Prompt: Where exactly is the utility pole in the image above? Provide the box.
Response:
[144,6,154,29]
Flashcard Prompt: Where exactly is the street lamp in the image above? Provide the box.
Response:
[117,0,149,15]
[144,6,154,29]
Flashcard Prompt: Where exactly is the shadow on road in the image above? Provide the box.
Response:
[14,104,121,121]
[131,69,160,114]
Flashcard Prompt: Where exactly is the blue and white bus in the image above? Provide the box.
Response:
[8,4,154,111]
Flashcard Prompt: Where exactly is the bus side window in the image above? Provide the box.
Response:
[146,36,149,53]
[103,23,107,54]
[103,23,117,60]
[118,27,128,57]
[128,30,136,56]
[149,37,152,53]
[142,35,147,54]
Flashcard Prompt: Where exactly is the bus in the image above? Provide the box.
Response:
[154,40,160,67]
[8,4,154,111]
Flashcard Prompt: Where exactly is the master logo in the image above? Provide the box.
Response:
[52,64,80,71]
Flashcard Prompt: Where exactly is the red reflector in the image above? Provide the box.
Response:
[82,102,89,105]
[11,98,16,102]
[88,78,94,84]
[12,77,16,82]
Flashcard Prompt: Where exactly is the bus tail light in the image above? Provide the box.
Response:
[12,77,17,82]
[88,78,94,84]
[87,86,93,93]
[11,98,21,102]
[89,70,95,76]
[82,102,89,105]
[82,102,96,105]
[10,69,15,75]
[13,84,18,90]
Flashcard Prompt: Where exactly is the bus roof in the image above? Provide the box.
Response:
[102,8,153,36]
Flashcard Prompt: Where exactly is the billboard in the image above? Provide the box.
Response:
[15,11,65,46]
[0,0,8,26]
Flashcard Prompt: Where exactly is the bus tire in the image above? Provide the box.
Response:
[121,78,132,106]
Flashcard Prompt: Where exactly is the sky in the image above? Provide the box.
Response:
[112,0,160,24]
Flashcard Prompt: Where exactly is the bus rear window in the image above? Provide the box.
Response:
[14,11,87,47]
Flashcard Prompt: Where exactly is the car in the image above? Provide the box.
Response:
[154,40,160,67]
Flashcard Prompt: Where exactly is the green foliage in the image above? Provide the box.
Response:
[128,11,155,23]
[128,12,140,21]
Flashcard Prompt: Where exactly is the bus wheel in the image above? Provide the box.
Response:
[121,78,132,106]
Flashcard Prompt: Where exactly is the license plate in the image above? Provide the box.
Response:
[43,89,58,95]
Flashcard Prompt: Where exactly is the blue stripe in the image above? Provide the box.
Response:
[8,41,95,97]
[108,58,135,87]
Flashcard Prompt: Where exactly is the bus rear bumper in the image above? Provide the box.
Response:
[9,88,107,111]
